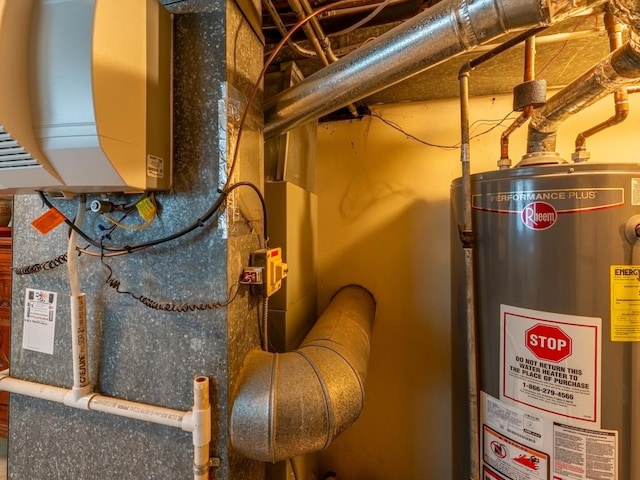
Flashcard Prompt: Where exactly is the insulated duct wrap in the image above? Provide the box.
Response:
[264,0,607,137]
[526,13,640,154]
[230,285,376,463]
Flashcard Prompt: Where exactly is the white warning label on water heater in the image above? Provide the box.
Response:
[552,423,617,480]
[500,305,601,426]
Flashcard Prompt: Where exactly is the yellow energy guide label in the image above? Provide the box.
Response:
[610,265,640,341]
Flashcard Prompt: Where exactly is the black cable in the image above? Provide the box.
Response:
[21,183,267,280]
[232,181,269,248]
[101,260,240,312]
[38,188,229,254]
[14,253,69,275]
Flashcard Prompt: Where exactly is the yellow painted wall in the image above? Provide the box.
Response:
[314,92,640,479]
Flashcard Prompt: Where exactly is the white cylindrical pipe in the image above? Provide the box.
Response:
[0,370,68,403]
[0,371,210,478]
[87,395,187,429]
[68,197,91,396]
[191,376,211,480]
[70,293,90,396]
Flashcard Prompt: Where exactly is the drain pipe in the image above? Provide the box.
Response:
[264,0,606,138]
[67,196,92,403]
[456,26,544,480]
[457,68,480,480]
[230,285,375,463]
[0,372,212,479]
[525,1,640,160]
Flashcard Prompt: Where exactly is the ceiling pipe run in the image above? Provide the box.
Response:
[572,8,629,161]
[264,0,606,138]
[525,0,640,160]
[230,285,376,463]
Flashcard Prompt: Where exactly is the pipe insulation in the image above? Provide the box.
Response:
[264,0,606,138]
[527,1,640,154]
[230,285,376,463]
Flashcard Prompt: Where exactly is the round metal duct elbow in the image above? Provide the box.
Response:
[230,285,376,463]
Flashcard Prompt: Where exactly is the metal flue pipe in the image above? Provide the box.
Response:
[526,1,640,156]
[230,285,375,463]
[264,0,606,138]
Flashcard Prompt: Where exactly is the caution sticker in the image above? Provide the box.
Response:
[610,265,640,341]
[483,425,549,480]
[31,207,66,234]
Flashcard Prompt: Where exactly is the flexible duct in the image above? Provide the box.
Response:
[526,1,640,156]
[230,285,376,463]
[264,0,605,138]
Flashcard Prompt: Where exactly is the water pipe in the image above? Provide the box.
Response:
[67,196,91,401]
[0,370,212,479]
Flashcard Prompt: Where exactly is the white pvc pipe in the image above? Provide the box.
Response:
[0,370,211,478]
[0,369,67,403]
[68,197,91,398]
[190,376,211,480]
[87,395,187,428]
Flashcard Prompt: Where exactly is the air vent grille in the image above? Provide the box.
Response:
[0,125,39,168]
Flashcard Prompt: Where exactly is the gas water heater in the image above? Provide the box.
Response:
[452,162,640,480]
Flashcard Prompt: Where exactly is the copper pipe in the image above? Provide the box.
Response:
[573,8,629,157]
[526,1,640,156]
[499,36,537,168]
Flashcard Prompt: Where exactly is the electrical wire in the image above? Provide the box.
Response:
[368,109,517,149]
[14,253,69,275]
[537,13,599,78]
[99,193,157,231]
[101,260,240,312]
[328,0,394,37]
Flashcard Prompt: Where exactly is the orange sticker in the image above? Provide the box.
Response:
[31,208,66,234]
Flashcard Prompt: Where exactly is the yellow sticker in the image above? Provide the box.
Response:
[610,265,640,341]
[136,196,157,222]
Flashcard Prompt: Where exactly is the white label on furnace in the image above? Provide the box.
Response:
[500,305,601,426]
[22,288,57,354]
[146,154,165,179]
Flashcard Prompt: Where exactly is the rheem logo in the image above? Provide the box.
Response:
[521,201,557,230]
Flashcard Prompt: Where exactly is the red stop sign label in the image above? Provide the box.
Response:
[525,324,572,362]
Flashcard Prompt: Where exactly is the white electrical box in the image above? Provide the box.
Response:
[0,0,172,194]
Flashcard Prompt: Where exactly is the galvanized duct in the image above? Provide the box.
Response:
[526,0,640,157]
[264,0,606,138]
[230,285,376,463]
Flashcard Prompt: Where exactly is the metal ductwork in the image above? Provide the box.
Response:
[230,285,376,463]
[264,0,606,138]
[525,2,640,158]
